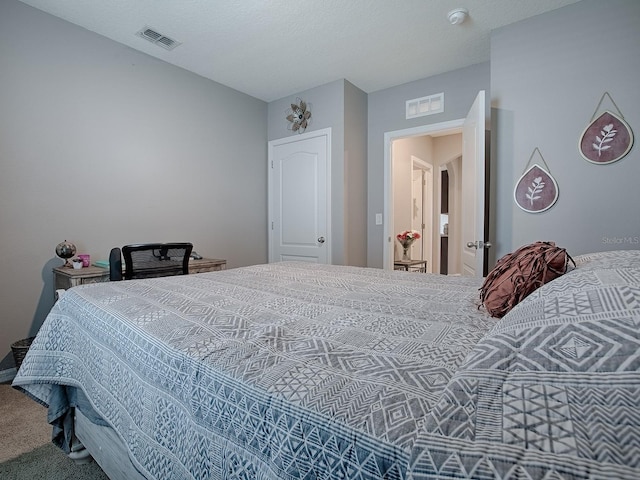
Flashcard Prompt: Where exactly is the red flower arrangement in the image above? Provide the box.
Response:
[396,230,421,260]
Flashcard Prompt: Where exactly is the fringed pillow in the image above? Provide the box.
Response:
[480,241,574,318]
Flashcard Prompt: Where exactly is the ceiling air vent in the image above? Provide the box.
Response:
[406,93,444,119]
[136,27,181,51]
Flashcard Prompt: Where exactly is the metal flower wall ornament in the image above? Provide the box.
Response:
[579,92,634,164]
[286,98,311,133]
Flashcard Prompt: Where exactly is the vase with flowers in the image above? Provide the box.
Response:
[396,230,421,261]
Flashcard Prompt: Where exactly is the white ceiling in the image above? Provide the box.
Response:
[18,0,580,102]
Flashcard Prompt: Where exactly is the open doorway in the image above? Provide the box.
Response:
[391,129,462,274]
[383,91,487,275]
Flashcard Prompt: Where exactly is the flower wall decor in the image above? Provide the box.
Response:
[286,97,312,133]
[396,230,421,261]
[514,148,559,213]
[579,92,634,164]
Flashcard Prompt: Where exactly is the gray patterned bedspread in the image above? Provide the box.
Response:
[13,262,496,480]
[409,250,640,479]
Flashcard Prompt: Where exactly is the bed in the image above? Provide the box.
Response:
[12,251,640,479]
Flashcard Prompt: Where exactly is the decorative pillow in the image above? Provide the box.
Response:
[479,241,574,318]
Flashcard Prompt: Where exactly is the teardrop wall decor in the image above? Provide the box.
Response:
[579,93,634,164]
[514,148,559,213]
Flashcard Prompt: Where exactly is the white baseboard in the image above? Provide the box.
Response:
[0,368,17,384]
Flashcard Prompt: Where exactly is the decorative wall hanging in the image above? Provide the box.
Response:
[579,92,634,164]
[514,148,559,213]
[286,97,311,133]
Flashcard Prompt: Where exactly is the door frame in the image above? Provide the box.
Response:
[383,119,464,270]
[268,128,332,263]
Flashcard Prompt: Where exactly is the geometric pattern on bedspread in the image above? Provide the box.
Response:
[14,262,494,480]
[409,250,640,479]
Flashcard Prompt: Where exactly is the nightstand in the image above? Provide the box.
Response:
[53,265,110,291]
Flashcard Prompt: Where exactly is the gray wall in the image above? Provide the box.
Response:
[343,81,368,267]
[0,0,267,369]
[491,0,640,258]
[367,0,640,269]
[367,63,491,268]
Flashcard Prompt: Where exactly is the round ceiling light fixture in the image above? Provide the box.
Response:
[447,8,468,25]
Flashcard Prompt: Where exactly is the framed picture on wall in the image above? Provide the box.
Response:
[514,148,559,214]
[579,93,634,165]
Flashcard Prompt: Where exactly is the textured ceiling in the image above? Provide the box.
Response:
[18,0,581,102]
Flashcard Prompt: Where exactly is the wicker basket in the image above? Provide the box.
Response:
[11,337,35,370]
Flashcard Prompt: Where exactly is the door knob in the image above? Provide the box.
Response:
[466,241,478,249]
[318,236,325,244]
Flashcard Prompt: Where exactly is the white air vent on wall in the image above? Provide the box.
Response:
[406,93,444,119]
[136,27,181,51]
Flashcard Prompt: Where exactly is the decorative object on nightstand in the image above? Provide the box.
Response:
[396,230,421,261]
[78,254,91,267]
[55,240,76,268]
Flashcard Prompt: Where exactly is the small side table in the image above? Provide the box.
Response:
[394,259,428,273]
[53,265,110,291]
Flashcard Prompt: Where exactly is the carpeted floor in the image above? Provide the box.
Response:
[0,383,108,479]
[0,382,50,462]
[0,442,108,480]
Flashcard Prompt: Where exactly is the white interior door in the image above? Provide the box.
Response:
[268,129,331,263]
[460,90,486,276]
[411,168,424,260]
[410,160,434,268]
